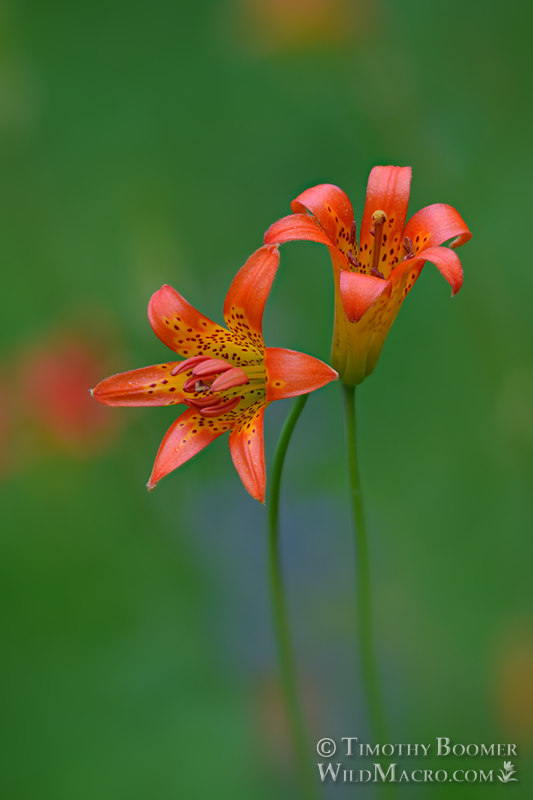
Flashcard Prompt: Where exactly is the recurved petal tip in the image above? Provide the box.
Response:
[228,407,266,503]
[265,347,338,402]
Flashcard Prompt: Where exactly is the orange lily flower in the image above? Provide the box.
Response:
[92,245,337,501]
[265,166,471,386]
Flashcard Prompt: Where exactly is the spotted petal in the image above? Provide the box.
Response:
[264,213,333,248]
[358,166,412,276]
[403,203,472,255]
[391,245,464,297]
[265,347,337,402]
[223,245,279,340]
[290,184,355,253]
[147,407,231,489]
[92,363,186,406]
[228,405,266,502]
[148,284,228,359]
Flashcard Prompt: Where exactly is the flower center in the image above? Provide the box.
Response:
[172,356,262,418]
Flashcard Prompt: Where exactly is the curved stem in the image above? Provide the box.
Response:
[268,394,320,800]
[342,383,388,744]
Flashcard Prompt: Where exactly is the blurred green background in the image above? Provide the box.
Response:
[1,0,532,797]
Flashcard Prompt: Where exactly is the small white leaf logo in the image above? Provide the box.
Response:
[498,761,517,782]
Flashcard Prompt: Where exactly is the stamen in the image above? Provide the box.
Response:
[172,356,207,376]
[402,236,414,259]
[210,367,249,393]
[371,210,387,275]
[370,267,385,279]
[347,251,359,270]
[349,219,357,246]
[193,358,233,378]
[198,396,241,417]
[186,395,224,409]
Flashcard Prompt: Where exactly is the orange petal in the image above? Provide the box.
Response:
[92,363,185,406]
[223,245,279,339]
[358,166,412,274]
[290,184,355,253]
[228,405,266,502]
[264,213,333,247]
[403,203,472,255]
[265,347,337,402]
[339,271,391,323]
[147,408,230,489]
[148,284,228,358]
[391,245,464,297]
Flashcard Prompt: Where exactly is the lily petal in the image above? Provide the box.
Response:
[147,407,230,489]
[290,184,355,253]
[92,363,185,406]
[264,213,333,247]
[148,284,228,359]
[223,245,279,339]
[391,245,464,297]
[403,203,472,254]
[265,347,337,402]
[339,271,391,323]
[228,405,266,502]
[358,166,412,275]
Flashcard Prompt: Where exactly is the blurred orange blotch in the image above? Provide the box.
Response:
[254,675,292,769]
[494,621,533,740]
[20,334,121,456]
[252,672,321,772]
[242,0,363,51]
[0,379,8,472]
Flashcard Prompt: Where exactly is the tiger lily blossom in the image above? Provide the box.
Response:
[92,245,337,501]
[265,166,471,386]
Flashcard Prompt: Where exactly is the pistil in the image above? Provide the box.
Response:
[370,210,387,277]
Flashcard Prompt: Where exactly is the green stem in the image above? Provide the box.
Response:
[342,384,388,744]
[268,394,320,800]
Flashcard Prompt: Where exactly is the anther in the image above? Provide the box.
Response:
[402,236,414,259]
[193,358,233,378]
[349,219,356,246]
[370,267,385,279]
[172,355,207,376]
[347,251,359,270]
[186,395,224,409]
[210,367,249,394]
[199,396,241,417]
[371,210,387,275]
